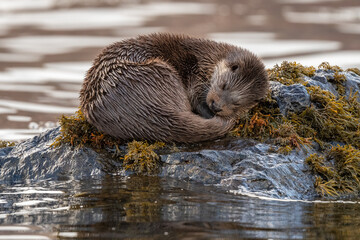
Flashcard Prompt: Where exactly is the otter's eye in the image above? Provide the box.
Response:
[231,65,238,71]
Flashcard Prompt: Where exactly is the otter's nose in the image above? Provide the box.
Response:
[210,100,222,113]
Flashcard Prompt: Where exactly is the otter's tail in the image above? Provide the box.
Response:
[165,111,235,143]
[80,56,235,143]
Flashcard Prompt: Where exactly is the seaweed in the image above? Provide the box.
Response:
[267,61,315,86]
[290,86,360,148]
[0,140,16,148]
[237,62,359,148]
[52,110,165,174]
[318,62,343,72]
[51,109,123,151]
[318,62,347,95]
[123,141,165,174]
[306,145,360,197]
[347,67,360,76]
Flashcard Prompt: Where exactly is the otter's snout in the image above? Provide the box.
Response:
[210,100,222,113]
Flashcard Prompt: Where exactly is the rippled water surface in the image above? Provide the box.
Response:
[1,0,360,140]
[0,176,359,240]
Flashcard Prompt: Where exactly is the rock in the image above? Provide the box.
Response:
[272,84,311,116]
[314,69,335,82]
[0,127,122,182]
[307,70,360,99]
[304,75,338,96]
[0,127,317,200]
[344,72,360,101]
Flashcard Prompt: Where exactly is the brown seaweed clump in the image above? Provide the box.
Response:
[306,145,360,197]
[123,141,165,174]
[51,109,123,151]
[347,67,360,76]
[0,140,16,148]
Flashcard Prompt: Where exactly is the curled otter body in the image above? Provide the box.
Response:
[80,33,269,143]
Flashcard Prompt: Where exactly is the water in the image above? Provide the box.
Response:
[0,176,359,240]
[1,0,360,239]
[1,0,360,141]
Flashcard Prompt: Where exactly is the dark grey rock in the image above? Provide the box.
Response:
[269,81,284,96]
[0,127,317,200]
[344,72,360,101]
[312,74,328,84]
[308,70,360,99]
[315,69,335,81]
[304,76,338,96]
[0,127,121,183]
[272,84,311,116]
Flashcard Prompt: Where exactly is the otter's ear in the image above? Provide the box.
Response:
[231,65,238,72]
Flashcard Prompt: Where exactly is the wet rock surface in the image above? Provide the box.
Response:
[0,70,359,200]
[0,127,124,183]
[0,127,317,200]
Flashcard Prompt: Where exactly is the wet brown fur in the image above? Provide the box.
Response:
[80,33,269,143]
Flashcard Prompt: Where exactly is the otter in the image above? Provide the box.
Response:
[80,33,269,143]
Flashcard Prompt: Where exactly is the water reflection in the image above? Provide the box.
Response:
[0,176,359,239]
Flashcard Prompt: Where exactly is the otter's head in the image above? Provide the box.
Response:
[206,50,269,119]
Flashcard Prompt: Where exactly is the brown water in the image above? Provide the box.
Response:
[1,176,360,240]
[1,0,360,239]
